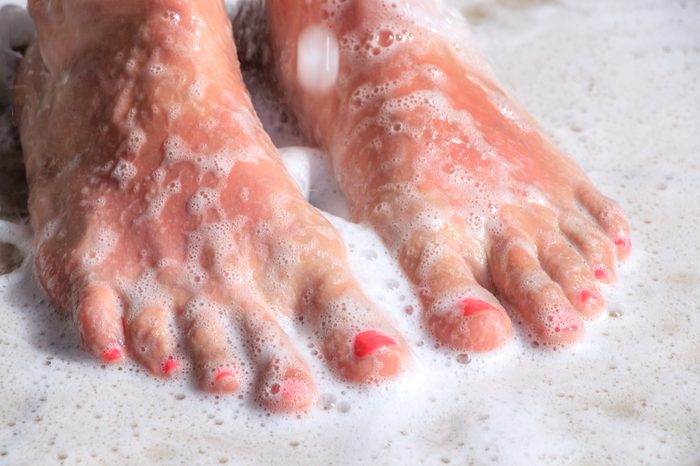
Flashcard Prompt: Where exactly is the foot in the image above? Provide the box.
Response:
[266,0,631,349]
[15,0,407,411]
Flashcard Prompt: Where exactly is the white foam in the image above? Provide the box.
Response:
[0,1,699,465]
[278,146,313,199]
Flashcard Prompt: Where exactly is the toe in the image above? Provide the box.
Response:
[181,297,240,393]
[427,294,512,351]
[400,233,512,351]
[560,212,617,285]
[242,309,316,412]
[309,281,409,383]
[537,230,605,319]
[490,231,585,345]
[257,362,316,412]
[323,326,406,383]
[74,284,125,363]
[576,184,631,260]
[126,304,179,377]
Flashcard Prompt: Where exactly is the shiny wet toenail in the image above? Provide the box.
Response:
[353,330,397,358]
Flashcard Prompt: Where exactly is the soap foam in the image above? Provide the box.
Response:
[0,1,699,465]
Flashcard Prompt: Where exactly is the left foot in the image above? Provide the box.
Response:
[14,0,408,411]
[266,0,631,349]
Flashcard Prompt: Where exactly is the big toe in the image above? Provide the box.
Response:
[322,327,406,382]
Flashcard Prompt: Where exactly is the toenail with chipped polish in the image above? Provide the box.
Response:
[548,309,581,334]
[554,323,579,333]
[162,357,180,375]
[353,330,397,358]
[578,289,600,306]
[101,345,123,362]
[613,236,631,249]
[281,377,311,401]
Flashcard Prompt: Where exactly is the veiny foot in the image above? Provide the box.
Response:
[266,0,631,349]
[14,0,407,411]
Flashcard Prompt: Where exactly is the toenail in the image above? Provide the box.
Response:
[162,357,180,375]
[281,377,310,402]
[554,323,579,333]
[578,289,600,306]
[353,330,397,358]
[547,308,581,336]
[101,346,123,362]
[461,298,498,317]
[593,266,609,282]
[213,370,235,383]
[613,236,631,249]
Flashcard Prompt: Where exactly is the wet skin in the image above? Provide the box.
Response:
[15,0,407,412]
[14,0,630,411]
[266,0,630,350]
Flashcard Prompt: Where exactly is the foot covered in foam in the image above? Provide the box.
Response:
[266,0,630,350]
[15,0,408,411]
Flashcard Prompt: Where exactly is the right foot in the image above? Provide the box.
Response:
[266,0,631,350]
[15,0,407,411]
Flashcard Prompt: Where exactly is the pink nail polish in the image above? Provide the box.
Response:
[101,345,123,362]
[578,289,600,306]
[593,266,609,282]
[353,330,397,358]
[162,357,180,375]
[461,298,498,316]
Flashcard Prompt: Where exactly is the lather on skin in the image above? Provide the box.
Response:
[13,0,629,412]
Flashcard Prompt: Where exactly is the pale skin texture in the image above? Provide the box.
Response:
[14,0,629,411]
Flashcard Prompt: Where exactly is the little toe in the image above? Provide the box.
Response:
[181,297,240,393]
[537,231,605,319]
[576,184,631,260]
[126,304,179,377]
[257,362,316,412]
[490,232,585,345]
[242,309,316,411]
[560,213,617,285]
[74,284,125,363]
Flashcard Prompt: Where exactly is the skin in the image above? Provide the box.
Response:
[14,0,407,412]
[265,0,630,349]
[14,0,630,412]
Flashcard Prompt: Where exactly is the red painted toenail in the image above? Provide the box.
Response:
[593,266,608,281]
[579,289,600,306]
[101,346,122,362]
[162,357,180,375]
[461,298,497,316]
[353,330,397,358]
[554,324,579,333]
[214,370,235,383]
[614,236,631,249]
